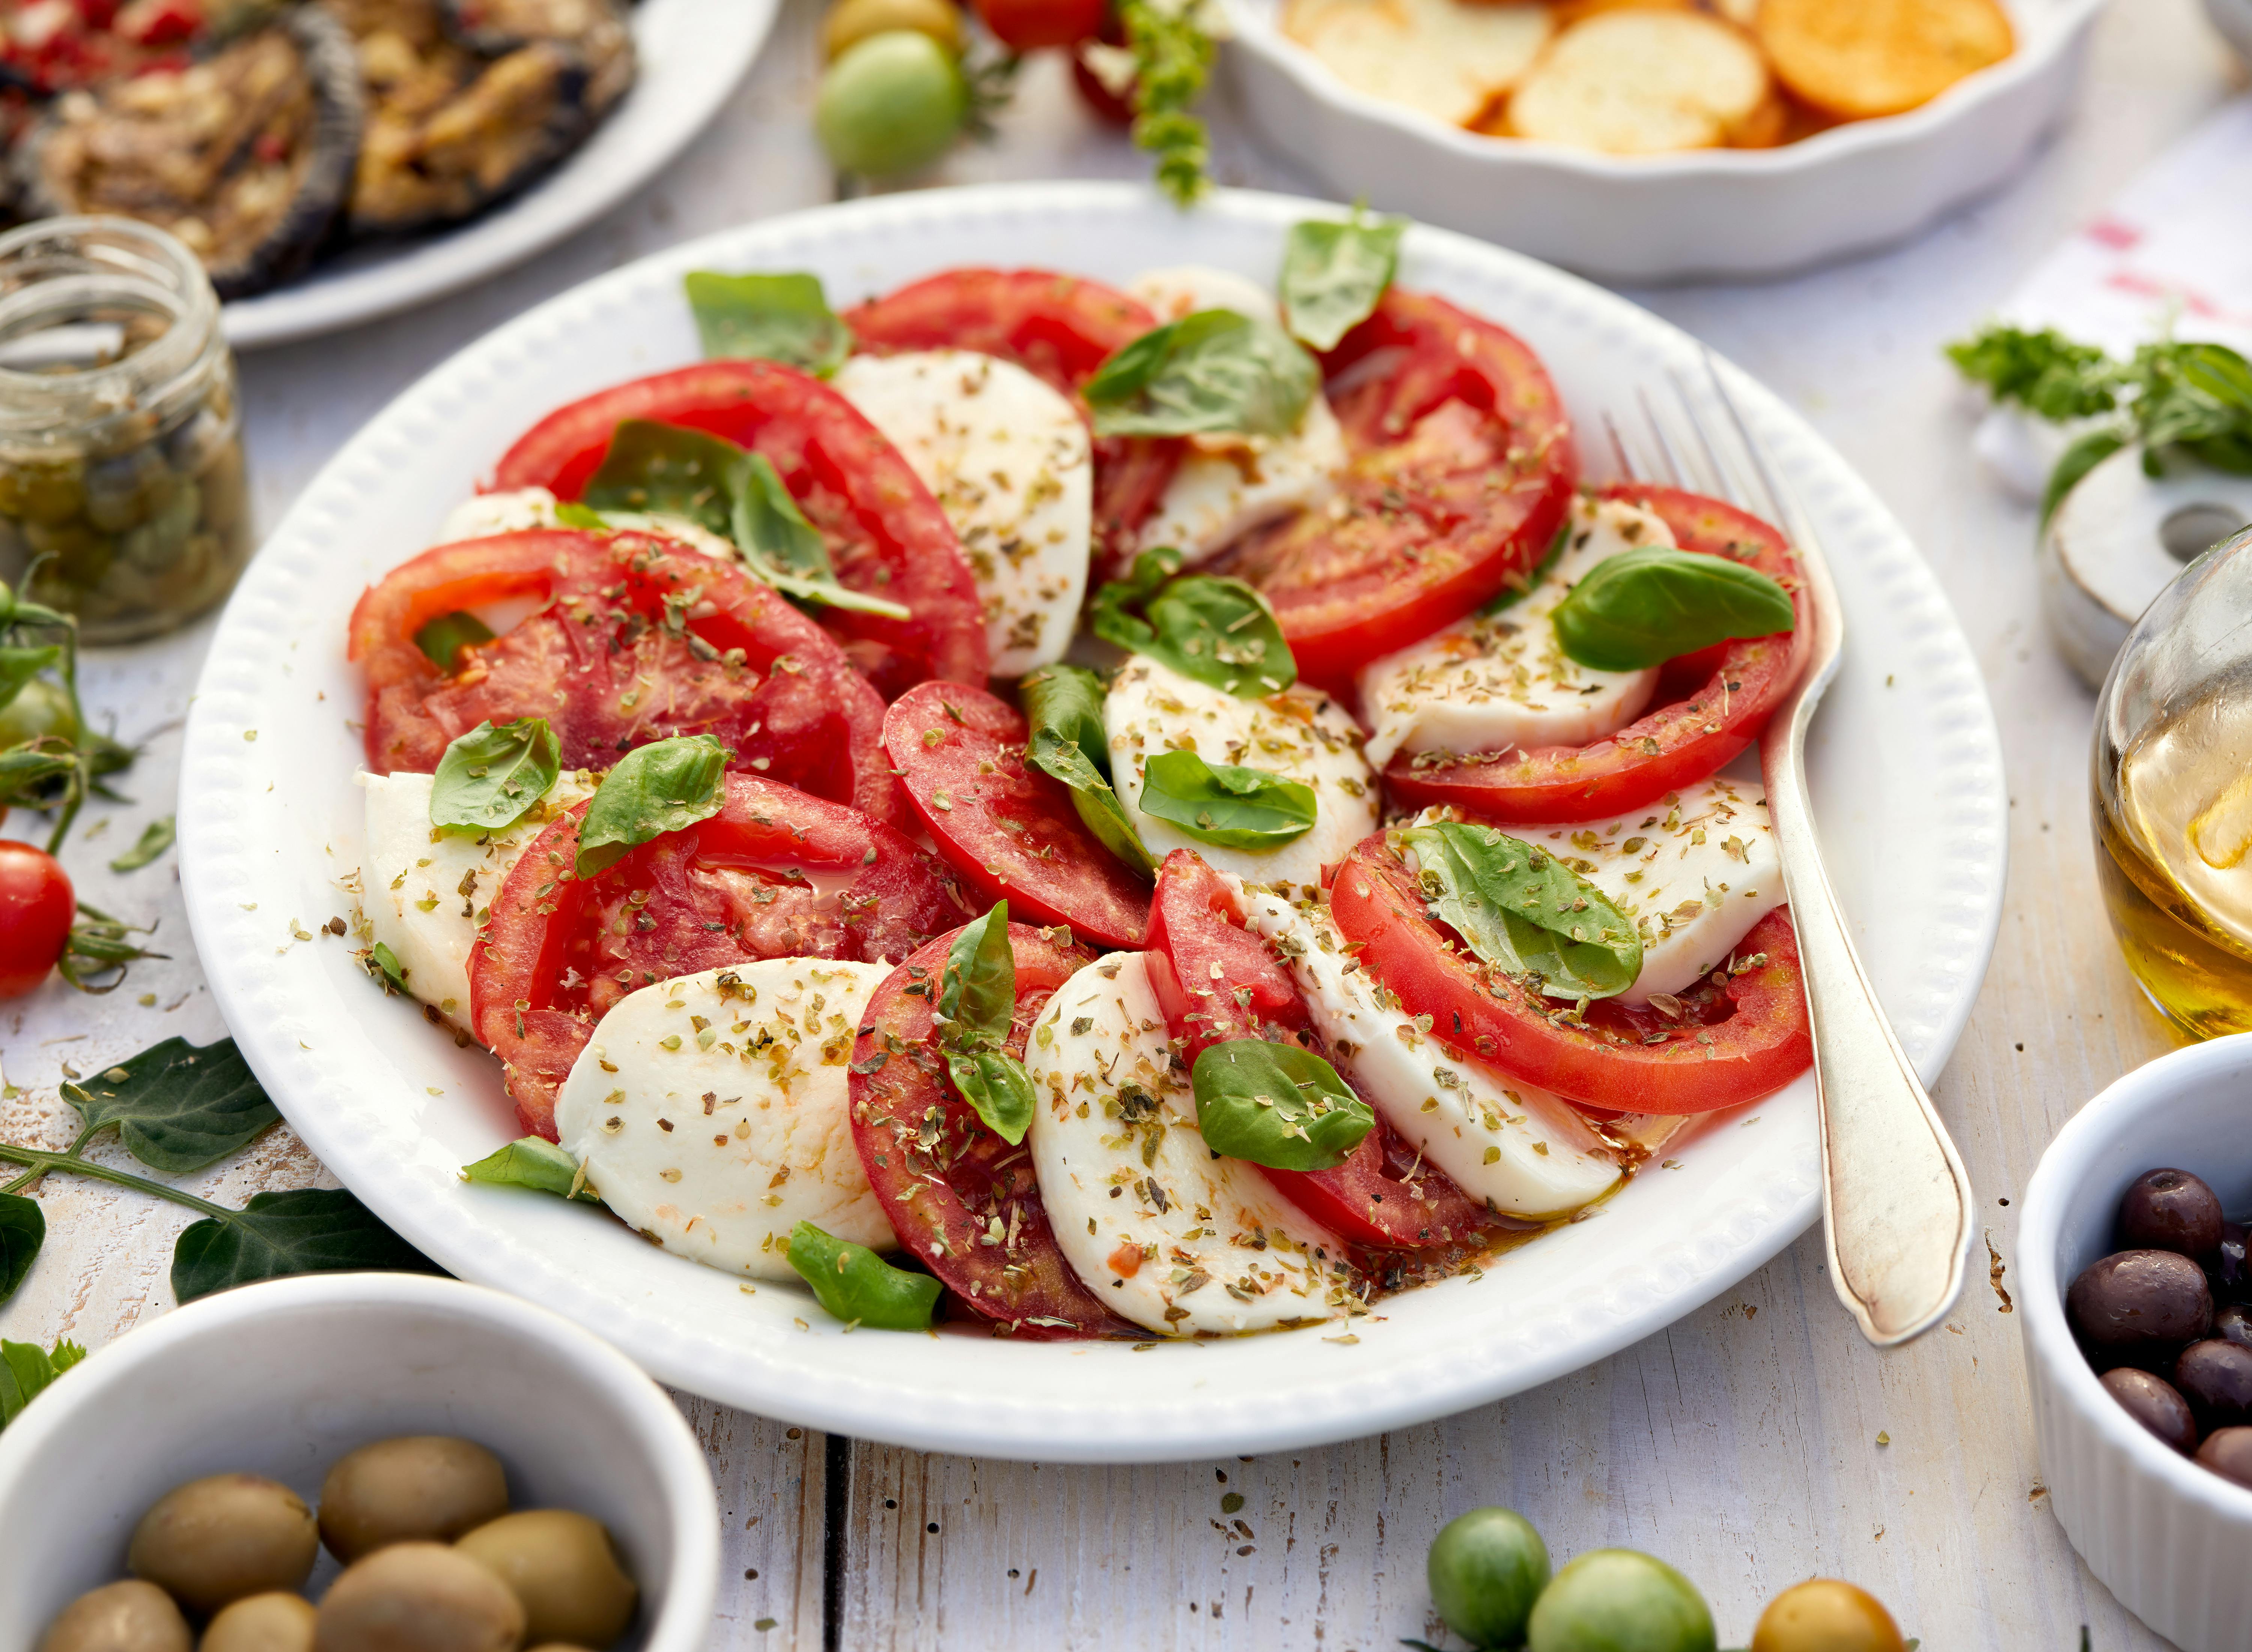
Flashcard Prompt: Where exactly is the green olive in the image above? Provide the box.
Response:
[822,0,963,59]
[0,677,81,749]
[1427,1507,1550,1650]
[1750,1580,1906,1652]
[36,1579,191,1652]
[1526,1550,1717,1652]
[456,1510,638,1649]
[815,30,966,178]
[200,1592,317,1652]
[312,1543,524,1652]
[318,1436,510,1564]
[128,1474,319,1617]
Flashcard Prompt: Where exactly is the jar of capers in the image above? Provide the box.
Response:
[0,216,251,644]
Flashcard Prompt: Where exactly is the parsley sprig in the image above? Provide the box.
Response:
[1121,0,1219,206]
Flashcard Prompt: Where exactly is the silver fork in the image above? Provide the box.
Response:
[1604,353,1975,1348]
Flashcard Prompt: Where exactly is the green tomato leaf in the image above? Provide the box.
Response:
[2041,429,2129,528]
[1027,729,1158,877]
[937,901,1016,1050]
[1279,207,1405,351]
[368,941,409,996]
[412,610,495,672]
[107,814,175,873]
[1084,310,1320,440]
[170,1188,441,1305]
[461,1136,601,1204]
[1550,545,1796,673]
[1395,821,1641,1001]
[429,718,560,835]
[946,1048,1040,1146]
[785,1221,943,1330]
[0,1337,84,1432]
[0,644,61,713]
[684,271,853,378]
[1191,1039,1373,1172]
[62,1037,282,1174]
[0,1192,45,1305]
[1137,749,1317,849]
[575,733,730,877]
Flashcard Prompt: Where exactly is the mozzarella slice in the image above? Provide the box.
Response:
[1106,654,1377,897]
[436,487,743,563]
[1358,496,1670,770]
[553,960,896,1280]
[832,349,1092,677]
[1025,952,1352,1336]
[1239,884,1621,1219]
[358,769,595,1026]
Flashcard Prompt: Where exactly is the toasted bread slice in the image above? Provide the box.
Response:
[1283,0,1552,128]
[1757,0,2014,120]
[1546,0,1694,25]
[1505,9,1770,154]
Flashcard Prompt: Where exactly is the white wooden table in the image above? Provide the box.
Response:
[0,1,2235,1643]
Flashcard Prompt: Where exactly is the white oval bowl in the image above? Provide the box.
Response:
[2019,1033,2252,1652]
[0,1273,720,1652]
[1221,0,2106,282]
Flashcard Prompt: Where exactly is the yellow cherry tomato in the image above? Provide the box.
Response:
[822,0,963,60]
[1751,1580,1906,1652]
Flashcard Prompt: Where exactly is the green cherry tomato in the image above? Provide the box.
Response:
[1526,1549,1717,1652]
[1428,1507,1550,1650]
[816,30,967,178]
[0,677,80,749]
[1749,1579,1906,1652]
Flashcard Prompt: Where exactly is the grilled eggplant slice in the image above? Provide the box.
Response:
[13,7,362,298]
[443,0,632,111]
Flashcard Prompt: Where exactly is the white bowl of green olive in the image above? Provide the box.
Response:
[0,1271,719,1652]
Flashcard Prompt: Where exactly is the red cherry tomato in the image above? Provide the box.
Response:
[0,840,74,999]
[974,0,1106,52]
[1069,12,1134,124]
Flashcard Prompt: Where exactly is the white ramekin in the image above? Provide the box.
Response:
[2207,0,2252,62]
[0,1272,720,1651]
[2020,1032,2252,1652]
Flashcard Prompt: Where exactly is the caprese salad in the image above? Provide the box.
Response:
[345,211,1816,1341]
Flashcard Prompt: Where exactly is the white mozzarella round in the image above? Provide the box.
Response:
[1131,265,1286,328]
[554,960,896,1280]
[1356,496,1671,770]
[1025,952,1352,1336]
[1238,885,1622,1219]
[1105,654,1377,897]
[832,349,1092,677]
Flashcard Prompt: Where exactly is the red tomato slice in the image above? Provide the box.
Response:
[348,528,904,829]
[1217,287,1577,686]
[1330,832,1813,1115]
[883,681,1150,950]
[469,773,971,1139]
[1142,850,1496,1249]
[840,269,1184,566]
[849,921,1140,1340]
[1383,484,1815,823]
[488,360,987,698]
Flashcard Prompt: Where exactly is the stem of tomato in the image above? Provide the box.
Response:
[0,1141,235,1221]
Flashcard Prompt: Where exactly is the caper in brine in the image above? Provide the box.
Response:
[82,446,166,533]
[0,458,85,527]
[24,517,113,588]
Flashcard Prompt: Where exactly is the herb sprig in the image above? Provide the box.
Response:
[1120,0,1219,206]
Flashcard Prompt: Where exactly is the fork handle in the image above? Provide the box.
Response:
[1763,714,1975,1346]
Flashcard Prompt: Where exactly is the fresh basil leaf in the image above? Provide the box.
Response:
[685,271,853,379]
[1395,820,1641,1001]
[785,1221,942,1330]
[0,644,60,712]
[576,733,730,877]
[171,1187,441,1305]
[937,901,1016,1049]
[0,1192,44,1304]
[368,941,409,996]
[461,1136,600,1204]
[1144,575,1296,696]
[1088,547,1183,655]
[554,501,609,530]
[412,611,495,671]
[1084,310,1320,440]
[1018,664,1112,776]
[2041,429,2128,528]
[1138,750,1317,848]
[1028,729,1158,877]
[430,718,559,835]
[1480,518,1572,617]
[1551,545,1795,673]
[107,814,175,873]
[946,1048,1039,1146]
[62,1037,282,1174]
[1191,1039,1372,1172]
[0,1337,83,1431]
[1280,208,1405,351]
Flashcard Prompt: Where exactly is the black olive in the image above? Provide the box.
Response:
[2213,1222,2251,1306]
[2068,1250,2213,1360]
[2197,1426,2252,1491]
[2214,1303,2252,1351]
[2119,1168,2225,1258]
[2177,1339,2252,1431]
[2100,1367,2198,1453]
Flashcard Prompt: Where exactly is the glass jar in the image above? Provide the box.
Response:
[0,216,251,645]
[2094,521,2252,1038]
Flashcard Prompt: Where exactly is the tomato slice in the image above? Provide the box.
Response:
[1330,832,1813,1115]
[840,269,1184,566]
[468,773,971,1139]
[1142,850,1495,1249]
[849,921,1139,1340]
[349,527,905,828]
[883,681,1149,950]
[1216,287,1577,686]
[488,359,987,698]
[1383,484,1815,823]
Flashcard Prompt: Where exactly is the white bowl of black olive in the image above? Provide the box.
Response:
[0,1271,720,1652]
[2021,1032,2252,1652]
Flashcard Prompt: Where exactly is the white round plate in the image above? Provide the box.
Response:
[217,0,775,350]
[177,183,2006,1463]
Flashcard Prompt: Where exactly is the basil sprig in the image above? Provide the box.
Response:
[684,270,852,378]
[1279,207,1405,352]
[1090,549,1297,698]
[430,717,559,835]
[576,734,730,877]
[1138,749,1316,849]
[1191,1039,1372,1172]
[413,610,495,671]
[1550,545,1794,673]
[584,420,908,619]
[1019,665,1156,877]
[461,1136,601,1204]
[936,903,1040,1146]
[786,1221,943,1330]
[1083,310,1320,440]
[1395,820,1641,1001]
